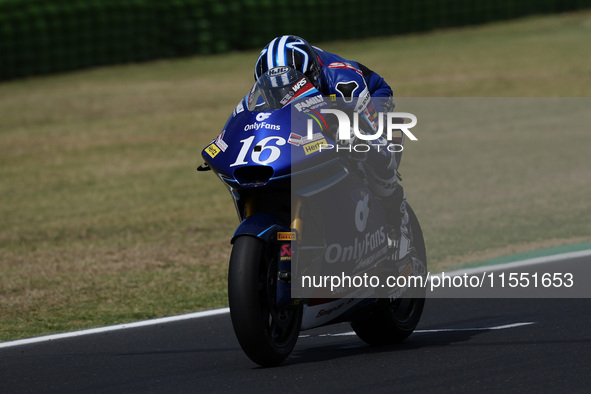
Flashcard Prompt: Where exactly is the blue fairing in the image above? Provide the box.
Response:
[201,89,336,188]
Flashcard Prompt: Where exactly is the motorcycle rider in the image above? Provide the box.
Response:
[254,35,411,260]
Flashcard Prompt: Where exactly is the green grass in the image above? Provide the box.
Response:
[1,11,591,341]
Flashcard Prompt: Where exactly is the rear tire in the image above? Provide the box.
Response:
[351,204,427,345]
[228,235,302,367]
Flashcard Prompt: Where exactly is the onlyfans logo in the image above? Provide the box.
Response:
[244,123,281,131]
[244,113,280,131]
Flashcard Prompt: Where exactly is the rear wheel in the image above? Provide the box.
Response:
[228,235,302,367]
[351,204,427,345]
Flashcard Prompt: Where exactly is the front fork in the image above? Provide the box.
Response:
[276,197,303,309]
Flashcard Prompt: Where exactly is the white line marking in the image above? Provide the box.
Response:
[414,321,536,333]
[0,307,230,349]
[300,322,536,338]
[434,249,591,279]
[2,247,588,349]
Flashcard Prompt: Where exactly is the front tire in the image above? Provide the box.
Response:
[228,235,302,367]
[351,203,427,345]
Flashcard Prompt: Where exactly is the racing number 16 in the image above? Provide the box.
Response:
[230,136,286,167]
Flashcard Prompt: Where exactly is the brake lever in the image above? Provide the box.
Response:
[197,163,211,172]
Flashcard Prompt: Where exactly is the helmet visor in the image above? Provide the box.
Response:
[247,67,317,111]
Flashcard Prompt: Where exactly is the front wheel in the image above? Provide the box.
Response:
[228,235,302,367]
[351,203,427,345]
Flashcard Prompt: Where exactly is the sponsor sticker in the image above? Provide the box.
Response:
[362,101,380,132]
[215,130,228,151]
[280,244,292,261]
[354,88,371,112]
[292,77,308,92]
[307,132,325,141]
[280,91,295,105]
[244,122,280,132]
[288,132,325,146]
[256,112,272,121]
[205,143,221,158]
[268,66,291,76]
[277,232,297,241]
[294,95,325,112]
[316,302,345,318]
[233,101,244,116]
[303,138,327,155]
[288,133,303,146]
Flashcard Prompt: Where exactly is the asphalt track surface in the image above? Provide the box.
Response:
[2,258,591,393]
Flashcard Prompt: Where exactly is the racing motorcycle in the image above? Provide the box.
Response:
[198,67,427,367]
